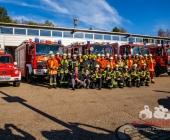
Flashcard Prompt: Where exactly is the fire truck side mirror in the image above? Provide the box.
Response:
[26,44,30,55]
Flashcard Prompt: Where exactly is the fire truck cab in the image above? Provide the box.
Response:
[119,43,149,56]
[149,45,170,76]
[15,38,64,83]
[0,49,21,87]
[67,41,118,56]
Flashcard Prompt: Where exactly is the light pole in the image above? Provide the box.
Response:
[73,18,78,28]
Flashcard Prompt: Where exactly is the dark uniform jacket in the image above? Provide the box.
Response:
[82,73,91,80]
[71,71,83,80]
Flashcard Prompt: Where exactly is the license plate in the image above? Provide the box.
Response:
[0,76,11,81]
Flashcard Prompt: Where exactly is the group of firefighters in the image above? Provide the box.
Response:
[46,52,156,90]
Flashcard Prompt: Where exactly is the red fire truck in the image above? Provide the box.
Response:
[0,49,21,87]
[67,41,118,56]
[15,38,64,83]
[119,43,149,56]
[148,45,170,77]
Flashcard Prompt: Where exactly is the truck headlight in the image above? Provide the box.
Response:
[14,70,19,74]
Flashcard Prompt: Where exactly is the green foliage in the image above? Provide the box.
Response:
[0,7,13,23]
[112,27,127,33]
[89,27,92,30]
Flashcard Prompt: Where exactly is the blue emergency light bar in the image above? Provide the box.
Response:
[35,38,39,43]
[87,41,90,44]
[58,40,62,44]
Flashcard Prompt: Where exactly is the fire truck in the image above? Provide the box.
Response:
[0,49,21,87]
[15,38,64,83]
[119,43,149,56]
[67,41,118,56]
[148,45,170,77]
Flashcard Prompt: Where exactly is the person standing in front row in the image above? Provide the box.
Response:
[71,66,84,90]
[47,54,59,89]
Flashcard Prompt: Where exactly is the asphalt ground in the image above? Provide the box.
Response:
[0,74,170,140]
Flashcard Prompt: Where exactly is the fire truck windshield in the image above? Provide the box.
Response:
[90,46,113,55]
[0,56,12,64]
[132,46,149,55]
[166,48,170,56]
[36,44,63,55]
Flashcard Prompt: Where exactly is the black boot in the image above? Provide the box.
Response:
[129,82,132,88]
[98,87,101,90]
[48,85,52,89]
[53,85,57,89]
[72,87,75,90]
[136,81,140,87]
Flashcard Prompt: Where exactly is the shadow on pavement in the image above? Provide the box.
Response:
[0,124,35,140]
[158,96,170,110]
[153,90,170,94]
[0,91,120,140]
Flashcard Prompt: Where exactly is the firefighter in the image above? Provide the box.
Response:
[67,53,72,71]
[140,63,150,86]
[82,68,91,89]
[60,54,69,87]
[122,54,127,62]
[138,55,145,69]
[88,54,92,64]
[131,64,141,87]
[55,52,62,63]
[96,54,101,63]
[47,54,59,89]
[147,54,156,83]
[91,64,102,90]
[144,54,148,64]
[102,64,113,89]
[114,54,118,62]
[78,53,83,63]
[126,54,133,70]
[107,56,115,70]
[105,53,110,62]
[90,55,99,73]
[99,54,107,72]
[122,65,131,87]
[112,65,124,88]
[133,54,139,64]
[70,54,79,71]
[116,55,125,71]
[70,66,84,90]
[81,55,90,74]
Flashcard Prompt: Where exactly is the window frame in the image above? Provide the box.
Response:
[40,29,51,37]
[52,30,63,37]
[63,31,73,38]
[94,34,103,40]
[27,28,39,36]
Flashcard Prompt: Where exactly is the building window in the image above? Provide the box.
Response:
[129,37,135,42]
[149,39,154,43]
[94,34,102,39]
[85,33,93,39]
[112,36,119,41]
[104,35,111,40]
[27,29,39,35]
[136,38,143,43]
[63,32,73,38]
[40,30,51,36]
[168,41,170,45]
[143,39,148,43]
[14,28,26,35]
[52,31,62,37]
[156,40,160,44]
[74,33,84,38]
[120,36,127,41]
[0,27,13,34]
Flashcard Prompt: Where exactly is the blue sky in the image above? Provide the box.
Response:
[0,0,169,36]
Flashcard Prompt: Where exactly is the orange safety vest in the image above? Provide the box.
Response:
[147,58,156,71]
[99,59,107,70]
[126,59,133,67]
[107,60,115,69]
[47,59,59,75]
[96,57,101,63]
[138,59,145,69]
[56,57,62,63]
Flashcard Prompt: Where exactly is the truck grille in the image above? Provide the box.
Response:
[36,61,47,68]
[0,70,12,75]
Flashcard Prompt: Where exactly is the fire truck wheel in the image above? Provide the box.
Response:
[26,69,32,83]
[168,72,170,76]
[13,81,20,87]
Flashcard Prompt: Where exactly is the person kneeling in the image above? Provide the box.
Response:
[82,68,91,89]
[140,63,150,86]
[91,65,102,90]
[71,66,84,90]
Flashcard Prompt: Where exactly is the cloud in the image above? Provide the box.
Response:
[1,0,131,30]
[152,24,169,32]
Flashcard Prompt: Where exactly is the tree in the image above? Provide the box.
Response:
[157,28,165,37]
[0,7,13,23]
[165,29,170,38]
[119,27,127,33]
[27,21,43,26]
[89,27,92,30]
[112,27,120,32]
[44,20,54,27]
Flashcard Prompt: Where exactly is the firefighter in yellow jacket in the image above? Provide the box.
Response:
[47,54,59,89]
